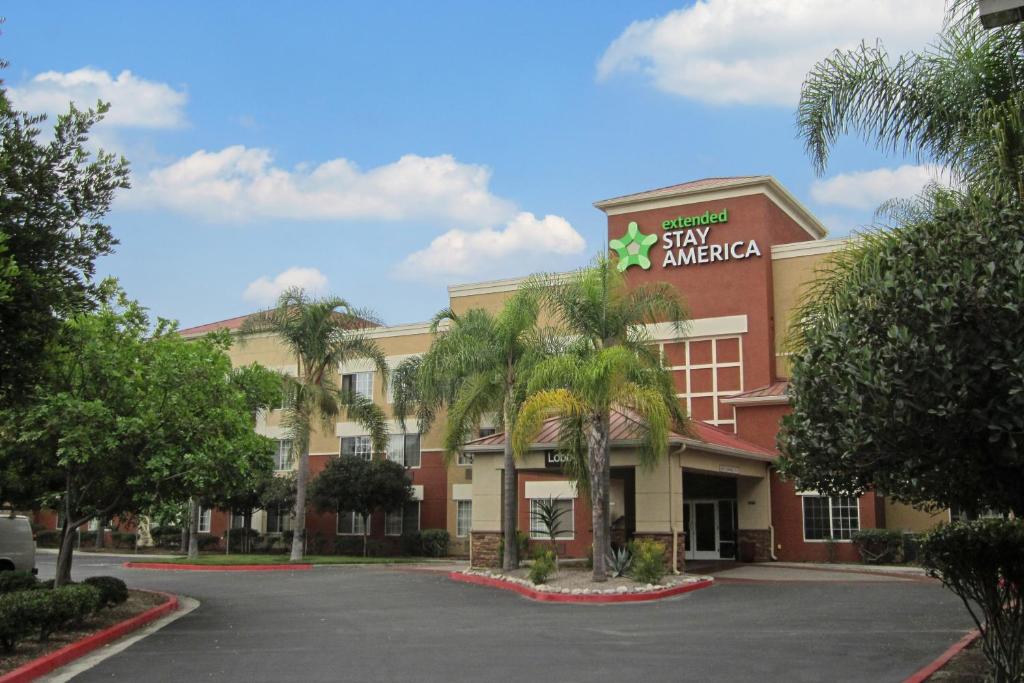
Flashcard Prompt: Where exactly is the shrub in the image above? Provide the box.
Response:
[921,519,1024,682]
[197,533,220,551]
[630,539,666,584]
[496,531,530,566]
[334,536,364,556]
[84,576,128,608]
[48,584,101,633]
[399,531,422,556]
[0,570,38,594]
[528,551,556,585]
[111,531,137,549]
[607,547,632,578]
[0,590,40,651]
[34,530,60,548]
[851,529,903,564]
[419,529,449,558]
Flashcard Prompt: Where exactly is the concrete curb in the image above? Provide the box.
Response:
[448,571,714,603]
[0,590,178,683]
[123,561,313,571]
[902,628,982,683]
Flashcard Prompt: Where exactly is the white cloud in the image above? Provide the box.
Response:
[810,164,949,210]
[8,68,187,128]
[597,1,944,106]
[122,146,516,225]
[243,267,329,305]
[394,212,586,281]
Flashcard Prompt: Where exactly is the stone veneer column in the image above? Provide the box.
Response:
[470,531,502,568]
[632,532,685,573]
[737,529,771,561]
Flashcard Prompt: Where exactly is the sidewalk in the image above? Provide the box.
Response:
[36,548,175,560]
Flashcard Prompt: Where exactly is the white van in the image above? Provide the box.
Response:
[0,515,37,574]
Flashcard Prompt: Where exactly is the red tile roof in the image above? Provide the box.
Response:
[720,381,790,405]
[463,408,777,462]
[178,314,255,338]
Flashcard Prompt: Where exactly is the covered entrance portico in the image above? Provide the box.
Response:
[683,473,738,560]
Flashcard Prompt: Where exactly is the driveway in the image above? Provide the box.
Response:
[36,554,973,682]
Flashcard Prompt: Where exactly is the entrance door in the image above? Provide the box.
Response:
[683,499,737,560]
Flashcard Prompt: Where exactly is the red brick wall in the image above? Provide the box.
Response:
[734,404,789,451]
[770,471,880,562]
[517,471,593,559]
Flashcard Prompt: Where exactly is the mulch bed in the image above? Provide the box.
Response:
[0,590,165,676]
[928,640,993,682]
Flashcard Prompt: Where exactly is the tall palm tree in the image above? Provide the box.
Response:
[514,256,688,580]
[392,290,547,570]
[241,288,389,562]
[797,2,1024,200]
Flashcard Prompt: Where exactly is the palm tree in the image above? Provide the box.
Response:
[513,256,688,581]
[392,290,547,571]
[241,288,389,562]
[797,2,1024,200]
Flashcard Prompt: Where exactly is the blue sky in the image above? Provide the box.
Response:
[3,1,948,328]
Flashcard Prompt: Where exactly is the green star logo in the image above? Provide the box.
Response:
[609,221,657,271]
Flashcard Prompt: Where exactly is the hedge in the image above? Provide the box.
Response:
[851,529,903,564]
[0,570,38,594]
[84,576,128,608]
[0,583,102,650]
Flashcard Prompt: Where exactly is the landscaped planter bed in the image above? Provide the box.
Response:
[450,568,713,603]
[0,589,174,682]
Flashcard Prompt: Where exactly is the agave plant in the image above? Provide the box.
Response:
[607,546,632,578]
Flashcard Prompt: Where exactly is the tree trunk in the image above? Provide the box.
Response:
[187,497,200,559]
[290,443,309,562]
[587,415,611,582]
[244,510,253,553]
[501,401,518,571]
[55,516,75,587]
[94,518,104,550]
[362,516,369,557]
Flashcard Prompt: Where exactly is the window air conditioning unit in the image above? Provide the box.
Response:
[979,0,1024,28]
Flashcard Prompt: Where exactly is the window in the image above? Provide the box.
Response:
[478,427,496,438]
[341,371,373,399]
[802,495,859,540]
[265,505,293,534]
[274,439,294,471]
[337,510,369,536]
[456,500,472,538]
[386,509,403,536]
[458,451,473,466]
[341,435,373,461]
[529,498,574,540]
[198,506,212,533]
[386,433,421,468]
[231,512,246,529]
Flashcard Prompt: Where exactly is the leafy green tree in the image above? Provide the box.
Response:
[240,289,389,562]
[0,286,276,583]
[778,198,1024,516]
[309,456,413,557]
[797,1,1024,200]
[513,257,687,581]
[392,290,547,571]
[219,473,296,554]
[0,90,129,407]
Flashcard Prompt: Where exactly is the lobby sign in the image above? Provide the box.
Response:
[544,451,572,469]
[610,208,762,271]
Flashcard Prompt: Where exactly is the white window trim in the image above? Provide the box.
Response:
[387,433,422,469]
[529,498,575,541]
[800,494,859,543]
[337,510,370,536]
[197,507,212,534]
[274,439,294,472]
[456,500,472,538]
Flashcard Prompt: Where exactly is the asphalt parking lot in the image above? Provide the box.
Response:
[35,554,974,682]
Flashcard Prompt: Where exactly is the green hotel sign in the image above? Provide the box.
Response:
[611,207,762,272]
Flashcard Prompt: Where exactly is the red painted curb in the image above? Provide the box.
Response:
[0,590,179,683]
[448,572,714,603]
[124,562,313,571]
[902,628,981,683]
